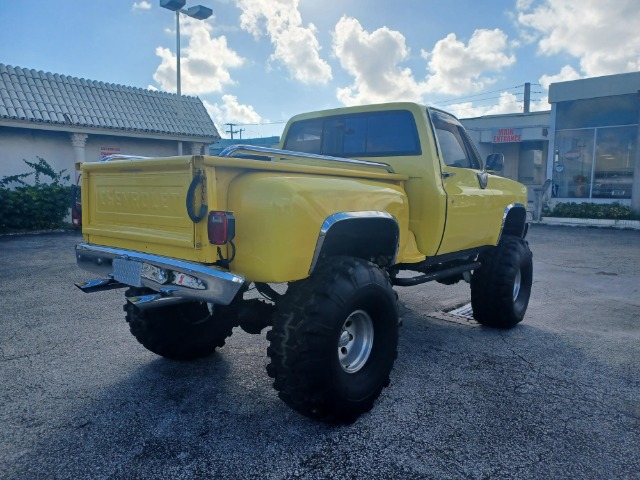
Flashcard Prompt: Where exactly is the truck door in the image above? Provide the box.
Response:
[430,109,495,254]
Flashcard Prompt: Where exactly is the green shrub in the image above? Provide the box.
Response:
[0,157,73,233]
[543,202,639,220]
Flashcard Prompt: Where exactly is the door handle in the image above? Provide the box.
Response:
[442,172,456,179]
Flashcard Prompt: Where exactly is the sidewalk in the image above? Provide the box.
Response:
[536,217,640,230]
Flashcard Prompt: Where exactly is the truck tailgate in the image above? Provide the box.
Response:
[81,157,204,259]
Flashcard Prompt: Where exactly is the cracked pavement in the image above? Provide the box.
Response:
[1,225,639,479]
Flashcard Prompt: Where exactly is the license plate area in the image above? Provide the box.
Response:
[112,258,143,287]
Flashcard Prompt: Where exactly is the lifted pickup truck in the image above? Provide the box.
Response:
[75,102,532,423]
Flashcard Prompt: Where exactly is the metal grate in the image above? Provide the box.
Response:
[427,302,478,326]
[447,303,475,320]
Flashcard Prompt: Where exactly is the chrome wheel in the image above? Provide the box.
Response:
[513,267,522,301]
[337,310,374,373]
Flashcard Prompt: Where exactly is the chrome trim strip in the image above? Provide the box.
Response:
[497,203,526,244]
[219,144,395,174]
[75,243,245,305]
[309,211,399,274]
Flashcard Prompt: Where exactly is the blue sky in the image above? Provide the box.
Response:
[1,0,638,138]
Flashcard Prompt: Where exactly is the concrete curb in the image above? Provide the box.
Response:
[537,217,640,230]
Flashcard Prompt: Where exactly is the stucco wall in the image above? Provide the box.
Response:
[84,135,178,162]
[0,127,72,180]
[0,126,197,184]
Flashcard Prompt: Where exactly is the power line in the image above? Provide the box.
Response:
[436,85,523,105]
[227,120,288,126]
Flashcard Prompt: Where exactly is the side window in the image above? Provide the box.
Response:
[432,111,481,169]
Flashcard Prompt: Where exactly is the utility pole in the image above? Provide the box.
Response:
[524,82,531,113]
[225,123,240,139]
[238,128,245,140]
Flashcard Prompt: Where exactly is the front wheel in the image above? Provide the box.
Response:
[266,257,399,423]
[470,236,533,328]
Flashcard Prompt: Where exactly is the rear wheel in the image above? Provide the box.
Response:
[471,236,533,328]
[266,257,399,423]
[124,288,237,360]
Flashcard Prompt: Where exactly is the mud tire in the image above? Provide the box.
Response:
[471,236,533,328]
[266,257,399,424]
[124,288,236,360]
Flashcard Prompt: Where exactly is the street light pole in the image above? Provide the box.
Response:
[160,0,213,155]
[175,10,182,116]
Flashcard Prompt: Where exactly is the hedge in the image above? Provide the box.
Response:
[0,157,73,233]
[543,202,639,220]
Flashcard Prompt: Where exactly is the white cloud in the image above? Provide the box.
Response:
[132,1,151,11]
[445,90,549,119]
[539,65,581,89]
[332,18,517,106]
[446,92,521,119]
[422,29,516,95]
[333,16,426,106]
[152,18,244,95]
[205,95,261,124]
[517,0,640,76]
[236,0,332,84]
[204,95,262,138]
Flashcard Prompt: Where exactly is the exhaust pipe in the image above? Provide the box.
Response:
[126,288,189,310]
[75,278,125,293]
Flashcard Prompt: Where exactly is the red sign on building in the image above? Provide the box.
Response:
[100,146,121,158]
[493,128,522,143]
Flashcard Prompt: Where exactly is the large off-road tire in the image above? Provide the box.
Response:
[124,288,236,360]
[471,236,533,328]
[266,257,399,424]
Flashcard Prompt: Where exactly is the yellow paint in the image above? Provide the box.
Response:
[227,172,410,282]
[80,102,527,284]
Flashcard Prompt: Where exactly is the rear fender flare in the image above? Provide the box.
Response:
[309,211,399,274]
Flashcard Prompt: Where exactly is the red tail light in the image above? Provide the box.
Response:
[72,202,82,227]
[207,211,236,245]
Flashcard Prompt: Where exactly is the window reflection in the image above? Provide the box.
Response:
[552,126,636,199]
[593,126,635,199]
[552,130,594,198]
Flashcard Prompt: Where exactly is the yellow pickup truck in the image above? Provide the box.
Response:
[75,102,531,423]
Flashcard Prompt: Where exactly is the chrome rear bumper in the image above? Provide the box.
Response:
[75,243,245,306]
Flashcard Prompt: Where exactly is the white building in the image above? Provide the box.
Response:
[547,72,639,211]
[461,110,551,203]
[460,71,640,214]
[0,63,219,182]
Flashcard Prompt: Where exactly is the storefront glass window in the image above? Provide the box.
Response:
[553,125,637,199]
[593,126,636,199]
[552,129,595,198]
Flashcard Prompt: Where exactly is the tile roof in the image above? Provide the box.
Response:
[0,63,219,139]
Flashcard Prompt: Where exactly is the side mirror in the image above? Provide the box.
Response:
[485,153,504,172]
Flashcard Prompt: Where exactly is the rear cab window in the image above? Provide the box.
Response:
[284,110,421,158]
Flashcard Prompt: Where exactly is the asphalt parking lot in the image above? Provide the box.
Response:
[1,225,639,479]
